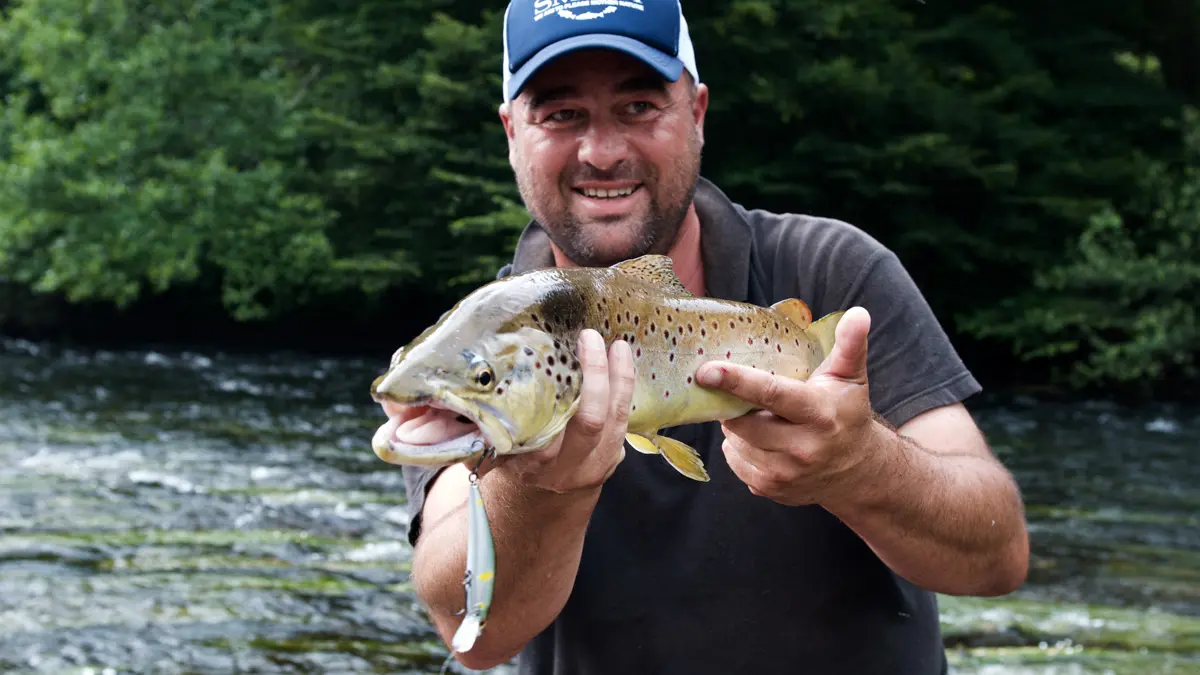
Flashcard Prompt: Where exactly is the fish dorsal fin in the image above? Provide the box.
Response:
[770,298,813,329]
[611,255,692,296]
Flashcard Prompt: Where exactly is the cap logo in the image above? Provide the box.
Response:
[533,0,644,22]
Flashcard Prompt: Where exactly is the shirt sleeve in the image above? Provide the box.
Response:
[402,465,445,547]
[838,247,983,428]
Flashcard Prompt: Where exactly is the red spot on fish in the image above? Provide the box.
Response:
[496,387,504,394]
[697,347,704,355]
[545,368,552,376]
[634,316,640,325]
[729,321,735,328]
[726,351,731,358]
[663,330,669,339]
[651,373,656,380]
[636,348,642,357]
[535,361,541,368]
[777,344,782,352]
[665,391,670,398]
[712,321,718,329]
[701,329,707,337]
[687,376,693,384]
[747,338,753,345]
[667,314,673,323]
[687,324,693,333]
[672,336,677,346]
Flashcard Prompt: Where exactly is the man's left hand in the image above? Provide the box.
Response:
[694,306,886,507]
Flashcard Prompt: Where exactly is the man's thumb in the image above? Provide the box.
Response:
[812,306,870,383]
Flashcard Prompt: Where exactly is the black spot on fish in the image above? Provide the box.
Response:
[538,286,587,334]
[524,347,535,356]
[547,356,555,365]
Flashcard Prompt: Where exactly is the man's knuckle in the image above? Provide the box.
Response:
[573,409,607,436]
[759,376,782,409]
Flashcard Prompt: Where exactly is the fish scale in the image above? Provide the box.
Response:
[370,254,844,483]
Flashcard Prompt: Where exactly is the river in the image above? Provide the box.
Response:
[0,336,1196,674]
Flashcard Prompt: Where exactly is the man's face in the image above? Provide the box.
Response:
[499,50,709,267]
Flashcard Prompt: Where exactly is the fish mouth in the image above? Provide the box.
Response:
[371,394,503,468]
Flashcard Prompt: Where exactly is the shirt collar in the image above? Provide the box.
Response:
[506,177,756,303]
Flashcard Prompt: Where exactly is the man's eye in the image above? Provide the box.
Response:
[626,101,653,114]
[547,109,579,122]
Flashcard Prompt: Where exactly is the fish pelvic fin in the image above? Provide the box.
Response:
[625,432,660,454]
[770,298,813,329]
[627,432,710,482]
[808,310,846,359]
[611,255,692,296]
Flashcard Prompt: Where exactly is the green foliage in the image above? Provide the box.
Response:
[0,0,344,320]
[0,0,1197,392]
[964,107,1200,389]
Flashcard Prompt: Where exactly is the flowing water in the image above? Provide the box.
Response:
[0,336,1196,674]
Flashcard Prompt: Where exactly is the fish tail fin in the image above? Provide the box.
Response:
[807,310,846,360]
[652,434,711,482]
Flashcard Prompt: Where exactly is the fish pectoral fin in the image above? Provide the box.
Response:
[611,255,692,296]
[807,310,846,359]
[770,298,813,329]
[625,433,660,454]
[651,434,710,482]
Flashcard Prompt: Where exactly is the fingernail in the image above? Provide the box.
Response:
[697,366,722,387]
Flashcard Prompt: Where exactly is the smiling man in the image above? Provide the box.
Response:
[386,0,1031,673]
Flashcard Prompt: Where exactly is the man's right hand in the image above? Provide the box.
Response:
[491,328,637,494]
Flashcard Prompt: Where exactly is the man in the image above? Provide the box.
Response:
[385,0,1030,672]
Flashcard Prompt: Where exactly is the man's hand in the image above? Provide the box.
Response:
[492,328,636,494]
[695,305,1029,597]
[694,306,881,506]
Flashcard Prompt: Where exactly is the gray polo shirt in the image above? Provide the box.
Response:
[403,177,981,675]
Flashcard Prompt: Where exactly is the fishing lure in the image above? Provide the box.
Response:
[451,447,496,654]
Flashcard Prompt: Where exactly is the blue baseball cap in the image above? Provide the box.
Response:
[501,0,700,102]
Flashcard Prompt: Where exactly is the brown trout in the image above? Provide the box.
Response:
[369,254,843,482]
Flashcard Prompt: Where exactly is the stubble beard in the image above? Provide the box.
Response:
[513,133,702,268]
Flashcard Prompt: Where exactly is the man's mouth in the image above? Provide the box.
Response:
[574,184,641,200]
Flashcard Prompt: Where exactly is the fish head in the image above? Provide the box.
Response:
[370,290,580,468]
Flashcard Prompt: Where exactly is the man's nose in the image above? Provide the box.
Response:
[577,120,628,171]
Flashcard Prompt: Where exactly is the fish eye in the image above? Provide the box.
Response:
[474,365,495,389]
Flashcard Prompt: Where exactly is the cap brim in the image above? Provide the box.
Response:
[506,34,684,101]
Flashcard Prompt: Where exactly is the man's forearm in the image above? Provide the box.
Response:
[411,466,601,670]
[825,420,1029,597]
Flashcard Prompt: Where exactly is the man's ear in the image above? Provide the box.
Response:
[499,101,518,167]
[692,83,709,147]
[498,101,516,140]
